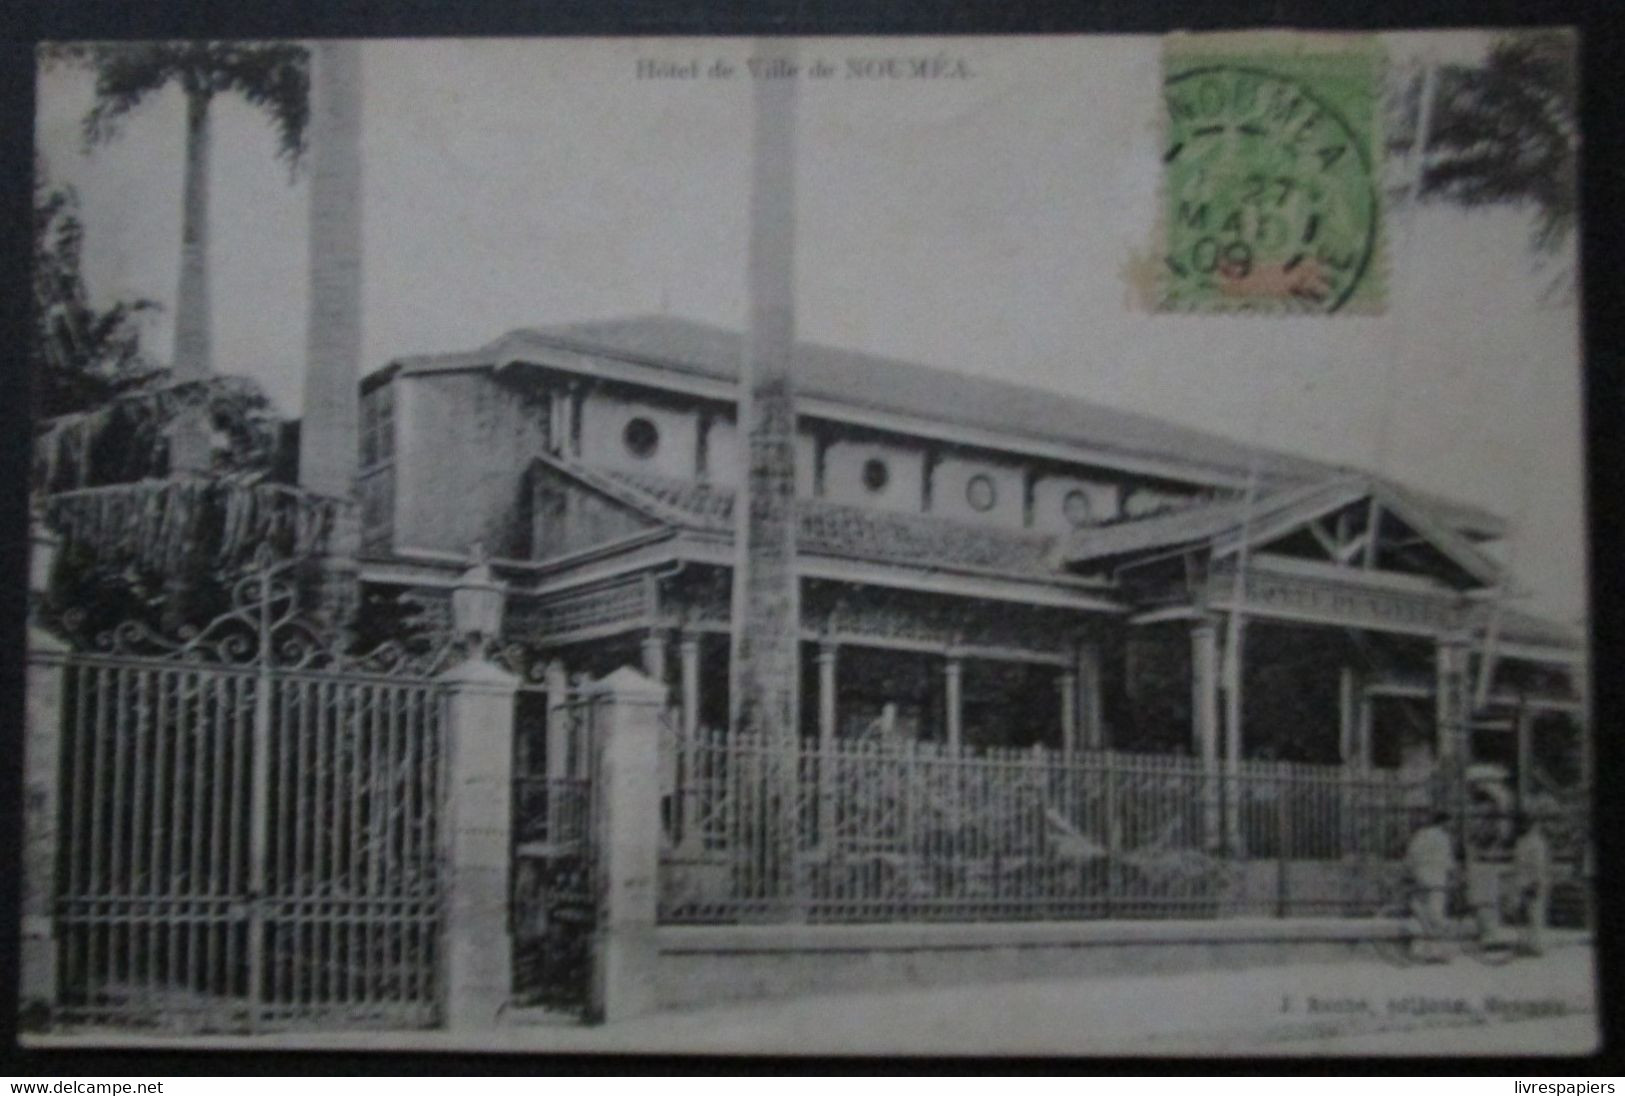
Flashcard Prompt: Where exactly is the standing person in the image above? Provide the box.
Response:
[1510,813,1552,956]
[1405,810,1457,962]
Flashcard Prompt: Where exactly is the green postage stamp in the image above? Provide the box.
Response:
[1160,33,1386,314]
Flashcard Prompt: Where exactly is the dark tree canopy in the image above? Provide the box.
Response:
[31,40,311,485]
[32,158,162,422]
[1390,31,1578,254]
[41,41,311,173]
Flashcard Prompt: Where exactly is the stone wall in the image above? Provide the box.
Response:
[653,919,1392,1011]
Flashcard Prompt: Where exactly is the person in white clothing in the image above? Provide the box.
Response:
[1404,810,1457,962]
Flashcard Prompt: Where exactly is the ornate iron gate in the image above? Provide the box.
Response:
[509,672,595,1017]
[49,555,451,1031]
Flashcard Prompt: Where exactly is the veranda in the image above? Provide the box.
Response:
[506,567,1588,933]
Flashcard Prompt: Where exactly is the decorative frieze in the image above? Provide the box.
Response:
[1206,563,1462,636]
[508,575,653,644]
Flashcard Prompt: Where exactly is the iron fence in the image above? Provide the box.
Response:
[53,656,445,1030]
[659,732,1438,924]
[44,548,450,1032]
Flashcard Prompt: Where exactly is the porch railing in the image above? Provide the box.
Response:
[659,732,1435,924]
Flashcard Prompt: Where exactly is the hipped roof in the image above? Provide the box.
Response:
[389,315,1505,538]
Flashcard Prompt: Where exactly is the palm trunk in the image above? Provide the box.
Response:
[729,42,801,914]
[301,40,363,500]
[159,87,216,630]
[730,42,800,745]
[300,40,365,625]
[168,87,213,475]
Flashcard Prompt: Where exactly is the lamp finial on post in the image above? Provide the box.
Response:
[450,541,506,659]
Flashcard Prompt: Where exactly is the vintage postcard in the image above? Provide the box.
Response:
[20,30,1594,1056]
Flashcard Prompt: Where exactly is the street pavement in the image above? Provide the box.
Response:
[25,936,1599,1059]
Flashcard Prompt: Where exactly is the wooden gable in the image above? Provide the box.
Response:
[1210,481,1500,591]
[524,458,664,562]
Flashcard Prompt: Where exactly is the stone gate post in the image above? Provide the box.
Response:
[437,653,519,1031]
[586,666,668,1024]
[20,625,69,1024]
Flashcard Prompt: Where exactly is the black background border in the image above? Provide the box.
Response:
[0,0,1619,1077]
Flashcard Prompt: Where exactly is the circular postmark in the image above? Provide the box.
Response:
[1162,64,1379,313]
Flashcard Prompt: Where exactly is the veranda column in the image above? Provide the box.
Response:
[817,642,838,844]
[437,653,520,1032]
[1338,666,1359,854]
[1076,641,1104,750]
[642,628,668,685]
[817,642,838,747]
[1338,668,1359,764]
[1190,619,1222,849]
[1058,669,1078,757]
[1514,702,1533,814]
[586,667,668,1023]
[20,625,68,1023]
[1357,686,1375,770]
[1434,635,1472,856]
[679,632,701,739]
[943,652,962,750]
[544,659,570,780]
[1575,658,1592,792]
[1221,614,1245,854]
[1434,637,1470,763]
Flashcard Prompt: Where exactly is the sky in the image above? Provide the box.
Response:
[32,33,1588,626]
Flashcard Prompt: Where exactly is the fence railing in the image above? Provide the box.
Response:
[52,654,445,1030]
[659,732,1438,924]
[41,548,452,1032]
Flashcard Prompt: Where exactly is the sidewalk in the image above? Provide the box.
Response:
[26,936,1598,1058]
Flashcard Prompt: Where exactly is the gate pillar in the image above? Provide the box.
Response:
[586,667,667,1024]
[20,625,69,1025]
[438,654,520,1031]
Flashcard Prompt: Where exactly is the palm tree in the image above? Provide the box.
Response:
[729,40,803,916]
[43,42,310,473]
[31,155,285,491]
[731,41,801,746]
[300,40,365,626]
[1389,31,1578,255]
[300,41,362,503]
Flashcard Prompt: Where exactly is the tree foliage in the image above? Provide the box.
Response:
[41,41,310,174]
[31,159,288,490]
[1391,30,1578,253]
[31,159,162,422]
[32,41,331,637]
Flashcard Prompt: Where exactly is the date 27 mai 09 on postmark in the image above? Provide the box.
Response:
[1160,33,1386,315]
